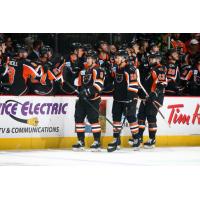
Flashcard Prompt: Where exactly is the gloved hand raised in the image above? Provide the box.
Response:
[147,92,157,103]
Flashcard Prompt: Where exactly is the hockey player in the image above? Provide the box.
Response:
[98,51,114,94]
[186,58,200,96]
[131,53,167,149]
[0,44,43,95]
[0,37,7,93]
[130,41,140,67]
[29,47,64,95]
[107,51,139,152]
[165,49,181,95]
[60,52,81,94]
[72,53,105,151]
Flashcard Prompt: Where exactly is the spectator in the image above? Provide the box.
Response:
[28,40,43,61]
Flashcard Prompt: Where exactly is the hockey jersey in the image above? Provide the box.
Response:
[112,63,138,101]
[1,57,41,95]
[143,64,167,104]
[77,65,105,100]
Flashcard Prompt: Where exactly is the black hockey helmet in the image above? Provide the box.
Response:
[82,43,92,51]
[72,42,82,50]
[15,43,28,53]
[44,45,53,53]
[149,41,159,49]
[148,52,162,63]
[117,50,129,60]
[99,40,108,46]
[40,47,49,57]
[86,51,98,60]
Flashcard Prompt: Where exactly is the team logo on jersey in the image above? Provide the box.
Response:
[83,74,92,84]
[195,75,200,85]
[80,70,86,75]
[115,73,124,83]
[169,64,175,68]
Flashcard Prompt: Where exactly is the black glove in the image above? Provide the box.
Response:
[147,92,157,103]
[78,89,90,100]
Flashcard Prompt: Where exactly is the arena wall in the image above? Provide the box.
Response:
[0,96,199,150]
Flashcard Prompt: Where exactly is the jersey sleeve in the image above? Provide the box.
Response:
[154,68,168,95]
[125,66,138,99]
[23,62,42,82]
[47,67,64,83]
[91,68,105,94]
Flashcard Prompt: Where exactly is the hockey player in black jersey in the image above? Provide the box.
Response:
[130,53,167,149]
[107,51,139,152]
[60,52,81,94]
[165,49,181,95]
[0,44,40,95]
[29,47,64,95]
[187,58,200,96]
[72,53,105,151]
[98,51,114,94]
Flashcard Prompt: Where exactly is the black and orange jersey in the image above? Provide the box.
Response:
[144,64,167,96]
[60,60,81,94]
[77,65,105,100]
[166,63,179,82]
[181,67,200,84]
[26,60,65,95]
[1,57,40,95]
[179,64,193,81]
[165,62,181,94]
[29,61,64,86]
[112,63,138,101]
[99,58,114,94]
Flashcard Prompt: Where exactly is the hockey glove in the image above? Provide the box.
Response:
[78,89,91,100]
[147,92,157,103]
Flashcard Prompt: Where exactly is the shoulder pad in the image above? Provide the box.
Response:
[127,64,136,72]
[25,59,31,62]
[66,61,71,67]
[80,69,86,75]
[168,63,175,68]
[99,60,104,66]
[48,61,53,66]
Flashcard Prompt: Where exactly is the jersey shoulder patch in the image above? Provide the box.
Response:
[80,69,86,76]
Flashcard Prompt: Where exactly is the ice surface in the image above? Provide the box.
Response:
[0,147,200,166]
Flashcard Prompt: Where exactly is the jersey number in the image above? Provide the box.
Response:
[158,74,166,81]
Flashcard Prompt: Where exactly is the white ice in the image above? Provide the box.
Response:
[0,147,200,166]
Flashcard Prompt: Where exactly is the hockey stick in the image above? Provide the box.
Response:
[64,80,117,129]
[136,69,170,127]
